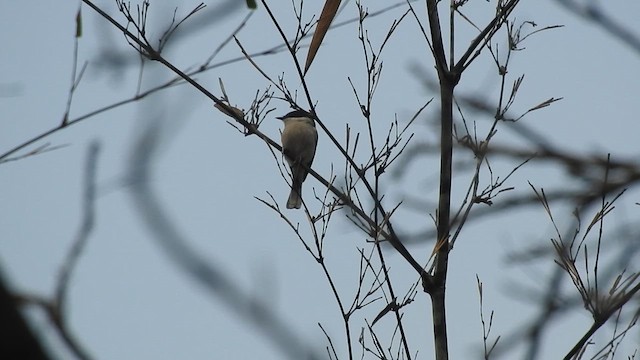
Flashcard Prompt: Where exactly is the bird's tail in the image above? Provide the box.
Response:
[286,181,303,209]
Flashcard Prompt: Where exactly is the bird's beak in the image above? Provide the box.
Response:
[276,116,285,120]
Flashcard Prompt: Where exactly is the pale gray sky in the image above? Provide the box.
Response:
[2,1,639,359]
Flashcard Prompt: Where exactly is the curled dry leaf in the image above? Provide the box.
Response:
[214,103,245,119]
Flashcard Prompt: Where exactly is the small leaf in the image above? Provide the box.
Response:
[75,7,82,38]
[527,97,563,112]
[246,0,257,9]
[371,300,396,326]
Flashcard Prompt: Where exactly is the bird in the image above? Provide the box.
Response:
[278,109,318,209]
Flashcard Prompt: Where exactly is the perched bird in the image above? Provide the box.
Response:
[278,109,318,209]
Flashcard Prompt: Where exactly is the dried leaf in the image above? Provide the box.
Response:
[214,103,244,119]
[304,0,341,74]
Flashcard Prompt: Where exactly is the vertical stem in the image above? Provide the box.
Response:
[436,76,454,282]
[425,1,454,359]
[431,286,449,360]
[432,78,454,360]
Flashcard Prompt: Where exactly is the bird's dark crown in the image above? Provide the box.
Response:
[277,109,313,120]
